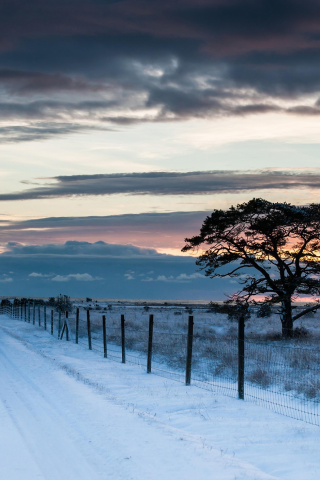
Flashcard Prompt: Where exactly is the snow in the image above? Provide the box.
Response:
[1,315,319,479]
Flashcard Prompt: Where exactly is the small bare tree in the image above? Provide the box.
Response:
[182,198,320,338]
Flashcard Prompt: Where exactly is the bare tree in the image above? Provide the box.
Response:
[182,198,320,338]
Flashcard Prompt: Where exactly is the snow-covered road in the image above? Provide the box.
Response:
[0,316,319,479]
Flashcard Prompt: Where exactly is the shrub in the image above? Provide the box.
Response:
[256,303,272,318]
[247,367,271,388]
[293,326,309,339]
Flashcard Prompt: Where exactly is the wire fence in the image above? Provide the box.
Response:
[1,301,320,426]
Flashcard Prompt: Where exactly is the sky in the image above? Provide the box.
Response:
[1,0,320,298]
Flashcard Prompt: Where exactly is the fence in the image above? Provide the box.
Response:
[1,301,320,427]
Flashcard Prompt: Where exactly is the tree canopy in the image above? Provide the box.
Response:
[182,198,320,337]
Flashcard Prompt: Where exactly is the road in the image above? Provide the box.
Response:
[0,318,281,479]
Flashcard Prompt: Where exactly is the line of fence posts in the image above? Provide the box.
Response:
[104,311,245,396]
[2,301,246,402]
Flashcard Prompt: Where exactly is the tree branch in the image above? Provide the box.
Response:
[293,304,320,322]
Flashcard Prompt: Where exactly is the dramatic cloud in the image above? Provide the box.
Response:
[2,1,320,141]
[0,70,107,95]
[0,210,208,251]
[0,123,106,143]
[2,170,320,201]
[2,240,162,257]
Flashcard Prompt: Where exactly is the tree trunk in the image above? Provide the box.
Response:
[281,298,293,338]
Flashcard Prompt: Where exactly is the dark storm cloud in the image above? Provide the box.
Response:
[1,170,320,201]
[0,70,107,95]
[3,240,161,257]
[0,100,118,120]
[0,1,320,140]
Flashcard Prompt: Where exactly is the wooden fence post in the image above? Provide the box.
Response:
[102,315,107,358]
[32,301,35,325]
[44,305,47,330]
[185,316,194,385]
[60,312,68,341]
[238,316,245,400]
[38,304,41,326]
[65,311,69,341]
[51,310,54,335]
[75,308,79,344]
[87,310,92,350]
[28,301,30,323]
[147,314,154,373]
[121,314,126,364]
[58,311,61,338]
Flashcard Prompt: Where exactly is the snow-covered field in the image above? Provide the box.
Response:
[1,315,320,479]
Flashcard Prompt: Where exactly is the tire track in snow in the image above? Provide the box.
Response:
[0,337,104,480]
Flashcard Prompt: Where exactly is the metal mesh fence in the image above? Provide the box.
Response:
[191,330,238,398]
[244,340,320,424]
[1,303,320,426]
